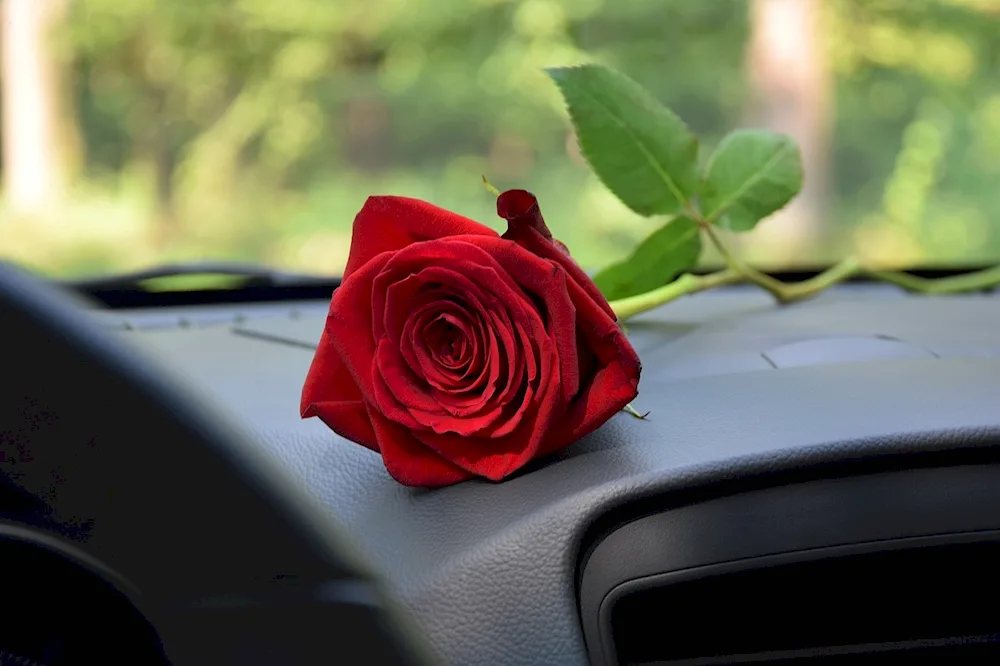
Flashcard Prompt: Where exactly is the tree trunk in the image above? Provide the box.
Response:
[143,86,177,244]
[344,96,391,173]
[744,0,832,262]
[1,0,67,214]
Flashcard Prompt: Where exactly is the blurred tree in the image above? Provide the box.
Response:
[828,0,1000,265]
[745,0,831,253]
[2,0,999,275]
[2,0,70,213]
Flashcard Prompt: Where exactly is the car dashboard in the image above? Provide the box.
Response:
[4,278,1000,665]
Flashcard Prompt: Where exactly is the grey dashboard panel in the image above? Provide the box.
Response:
[93,286,1000,666]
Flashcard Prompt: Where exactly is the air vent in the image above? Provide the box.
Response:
[610,541,1000,665]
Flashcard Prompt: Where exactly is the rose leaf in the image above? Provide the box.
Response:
[593,216,702,301]
[546,64,699,217]
[700,129,803,232]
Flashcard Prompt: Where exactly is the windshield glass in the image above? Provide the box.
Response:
[1,0,998,278]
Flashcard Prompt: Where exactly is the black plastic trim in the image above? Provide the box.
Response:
[0,522,139,596]
[64,266,999,310]
[604,532,1000,665]
[578,464,1000,666]
[75,282,339,309]
[0,527,170,663]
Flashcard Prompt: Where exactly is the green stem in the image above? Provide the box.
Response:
[609,260,1000,324]
[701,223,789,299]
[609,268,743,321]
[782,256,862,300]
[605,201,999,324]
[701,222,860,303]
[867,265,1000,294]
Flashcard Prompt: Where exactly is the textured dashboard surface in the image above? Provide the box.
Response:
[92,285,1000,666]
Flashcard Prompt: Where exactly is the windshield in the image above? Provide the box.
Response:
[1,0,998,278]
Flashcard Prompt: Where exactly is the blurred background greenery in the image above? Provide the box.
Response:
[1,0,1000,278]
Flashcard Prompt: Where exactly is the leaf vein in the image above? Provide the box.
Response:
[571,86,690,210]
[705,142,790,221]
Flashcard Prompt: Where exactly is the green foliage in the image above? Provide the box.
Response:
[548,61,813,302]
[547,65,809,301]
[6,0,1000,280]
[551,57,1000,318]
[700,130,803,232]
[16,0,758,277]
[593,216,701,300]
[547,64,699,216]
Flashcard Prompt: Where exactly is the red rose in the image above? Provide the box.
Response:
[300,190,641,487]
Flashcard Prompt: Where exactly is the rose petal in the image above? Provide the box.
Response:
[300,319,378,451]
[374,267,506,427]
[373,292,507,435]
[456,298,543,437]
[496,189,556,239]
[369,410,473,488]
[373,245,523,331]
[326,252,394,399]
[413,329,558,480]
[427,312,474,369]
[407,308,479,391]
[401,303,446,378]
[370,243,543,420]
[499,208,617,321]
[450,235,581,403]
[486,308,545,438]
[413,310,487,392]
[405,241,563,476]
[539,275,641,454]
[344,196,497,281]
[379,272,425,348]
[406,265,536,430]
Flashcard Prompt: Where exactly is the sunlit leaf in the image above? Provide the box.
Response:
[700,129,803,232]
[594,216,702,301]
[547,64,699,216]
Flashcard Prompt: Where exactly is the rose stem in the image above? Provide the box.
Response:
[867,265,1000,294]
[700,222,861,304]
[609,268,743,322]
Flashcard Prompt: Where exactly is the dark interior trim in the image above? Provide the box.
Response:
[70,282,340,309]
[64,266,1000,310]
[578,462,1000,665]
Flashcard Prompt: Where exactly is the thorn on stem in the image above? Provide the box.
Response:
[623,403,650,420]
[481,175,501,196]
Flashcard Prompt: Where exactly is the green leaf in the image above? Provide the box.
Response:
[594,216,702,301]
[547,65,699,217]
[700,129,803,232]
